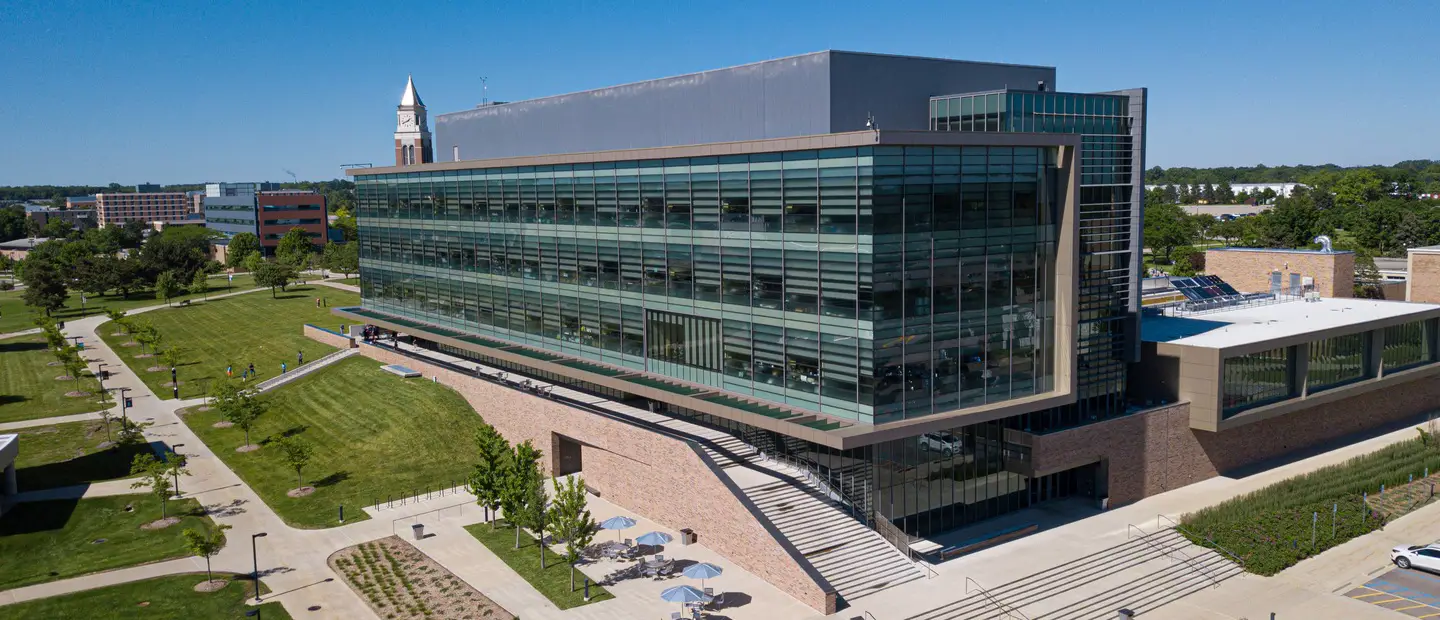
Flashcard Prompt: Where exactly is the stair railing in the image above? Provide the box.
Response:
[965,576,1029,620]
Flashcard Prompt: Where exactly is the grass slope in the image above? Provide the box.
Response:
[97,283,359,400]
[466,521,613,609]
[0,274,260,335]
[12,420,153,491]
[0,333,106,424]
[180,356,486,528]
[0,573,291,619]
[0,495,218,589]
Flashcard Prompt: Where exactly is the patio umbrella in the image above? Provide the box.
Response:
[660,584,709,616]
[599,516,636,543]
[682,562,724,590]
[635,530,673,550]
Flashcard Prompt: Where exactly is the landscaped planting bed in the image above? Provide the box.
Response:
[1181,436,1440,575]
[329,536,513,620]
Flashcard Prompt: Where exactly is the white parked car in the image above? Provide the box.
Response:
[918,432,964,457]
[1392,544,1440,571]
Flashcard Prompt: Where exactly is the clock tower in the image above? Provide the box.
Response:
[394,75,433,166]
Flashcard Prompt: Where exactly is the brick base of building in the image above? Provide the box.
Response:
[1033,375,1440,505]
[333,339,837,614]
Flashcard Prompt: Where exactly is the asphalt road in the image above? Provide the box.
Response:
[1346,567,1440,617]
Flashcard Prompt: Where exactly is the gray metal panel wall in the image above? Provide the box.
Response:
[826,52,1056,132]
[1102,87,1148,363]
[436,52,832,162]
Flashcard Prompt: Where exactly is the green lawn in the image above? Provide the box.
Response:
[0,274,260,335]
[331,277,359,286]
[0,333,108,424]
[12,420,155,492]
[0,495,219,589]
[466,521,613,609]
[179,356,486,528]
[97,283,359,400]
[0,573,291,619]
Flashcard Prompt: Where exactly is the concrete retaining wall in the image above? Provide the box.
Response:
[304,324,355,349]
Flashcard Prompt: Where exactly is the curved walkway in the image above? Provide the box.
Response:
[0,411,104,432]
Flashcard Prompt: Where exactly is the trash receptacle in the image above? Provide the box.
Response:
[679,528,697,545]
[412,523,425,540]
[1116,609,1135,620]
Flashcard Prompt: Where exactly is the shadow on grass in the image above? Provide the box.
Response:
[0,340,46,353]
[311,471,349,488]
[0,497,80,535]
[17,440,158,492]
[0,394,28,406]
[259,425,309,445]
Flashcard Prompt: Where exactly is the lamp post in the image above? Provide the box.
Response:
[252,532,268,603]
[118,387,132,425]
[246,609,261,620]
[94,362,107,392]
[170,444,185,498]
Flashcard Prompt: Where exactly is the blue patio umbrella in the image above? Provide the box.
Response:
[660,584,709,615]
[635,531,673,548]
[682,562,724,590]
[599,515,636,543]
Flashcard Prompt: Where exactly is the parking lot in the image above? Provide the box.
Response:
[1345,568,1440,617]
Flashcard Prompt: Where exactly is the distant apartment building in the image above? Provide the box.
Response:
[202,182,280,238]
[187,190,205,216]
[94,192,190,227]
[25,206,96,231]
[65,195,97,210]
[258,190,327,250]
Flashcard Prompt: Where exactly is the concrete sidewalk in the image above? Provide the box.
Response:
[10,477,146,503]
[0,558,204,606]
[0,411,103,432]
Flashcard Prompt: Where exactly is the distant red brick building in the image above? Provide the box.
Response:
[257,191,327,252]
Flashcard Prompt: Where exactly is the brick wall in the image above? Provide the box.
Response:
[1033,375,1440,504]
[1409,253,1440,303]
[1205,249,1354,298]
[349,342,837,613]
[303,324,354,349]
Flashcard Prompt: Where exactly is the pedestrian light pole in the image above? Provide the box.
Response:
[118,387,132,424]
[170,444,186,498]
[252,532,269,603]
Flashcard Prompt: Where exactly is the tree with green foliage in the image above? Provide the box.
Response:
[155,271,181,306]
[321,242,358,278]
[501,440,544,550]
[190,270,210,301]
[41,217,73,238]
[117,417,152,446]
[1354,252,1384,298]
[161,346,185,373]
[61,347,87,395]
[20,256,68,315]
[1211,218,1246,246]
[118,220,148,249]
[183,523,231,586]
[130,453,176,519]
[1142,203,1196,263]
[549,475,595,591]
[96,389,116,443]
[1170,246,1204,277]
[113,256,143,298]
[226,232,261,270]
[274,435,316,490]
[468,423,511,529]
[222,386,266,449]
[253,259,297,298]
[276,227,314,269]
[1259,196,1326,248]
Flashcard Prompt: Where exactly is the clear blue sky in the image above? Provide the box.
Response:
[1,0,1435,185]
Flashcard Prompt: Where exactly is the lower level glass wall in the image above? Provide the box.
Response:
[1306,332,1369,393]
[1382,320,1434,372]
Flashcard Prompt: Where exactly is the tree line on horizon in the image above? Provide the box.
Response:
[1146,159,1440,193]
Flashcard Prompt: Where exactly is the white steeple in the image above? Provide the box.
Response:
[400,74,423,107]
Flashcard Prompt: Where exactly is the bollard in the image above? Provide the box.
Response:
[1331,503,1337,538]
[340,505,345,523]
[1311,512,1317,549]
[584,578,591,601]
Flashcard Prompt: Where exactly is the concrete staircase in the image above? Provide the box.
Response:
[905,527,1245,620]
[254,348,357,392]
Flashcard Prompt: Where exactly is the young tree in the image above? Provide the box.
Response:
[130,453,176,519]
[155,271,181,306]
[242,251,264,275]
[253,260,297,298]
[208,377,240,413]
[62,347,87,394]
[501,440,544,549]
[163,449,190,496]
[190,270,210,301]
[274,435,315,490]
[226,232,261,270]
[520,475,551,568]
[96,388,116,443]
[183,523,232,587]
[468,423,511,529]
[105,308,128,334]
[20,257,68,315]
[550,475,595,591]
[117,418,153,446]
[223,387,266,449]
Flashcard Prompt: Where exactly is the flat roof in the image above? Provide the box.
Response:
[1143,297,1440,349]
[1208,247,1353,255]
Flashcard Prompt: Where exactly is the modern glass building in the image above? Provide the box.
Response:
[344,51,1148,538]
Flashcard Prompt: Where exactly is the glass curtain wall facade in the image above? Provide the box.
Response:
[932,90,1139,431]
[1306,333,1369,393]
[1221,346,1293,417]
[1382,320,1434,372]
[355,145,1062,425]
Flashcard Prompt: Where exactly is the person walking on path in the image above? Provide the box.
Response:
[248,362,255,378]
[297,351,303,366]
[226,364,233,378]
[281,362,287,374]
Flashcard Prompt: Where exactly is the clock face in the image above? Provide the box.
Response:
[399,115,416,129]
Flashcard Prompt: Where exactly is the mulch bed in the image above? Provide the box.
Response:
[141,517,180,530]
[330,536,514,620]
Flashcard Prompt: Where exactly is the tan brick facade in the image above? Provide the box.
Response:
[1408,251,1440,303]
[1033,375,1440,504]
[303,324,355,349]
[1205,248,1354,298]
[349,342,837,613]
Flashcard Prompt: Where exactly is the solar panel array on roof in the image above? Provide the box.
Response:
[1168,275,1243,303]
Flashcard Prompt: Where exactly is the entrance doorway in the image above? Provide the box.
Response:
[556,434,583,476]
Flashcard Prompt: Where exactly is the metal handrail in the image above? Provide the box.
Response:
[965,576,1029,620]
[1157,514,1247,568]
[863,612,878,620]
[390,498,473,535]
[1132,521,1220,588]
